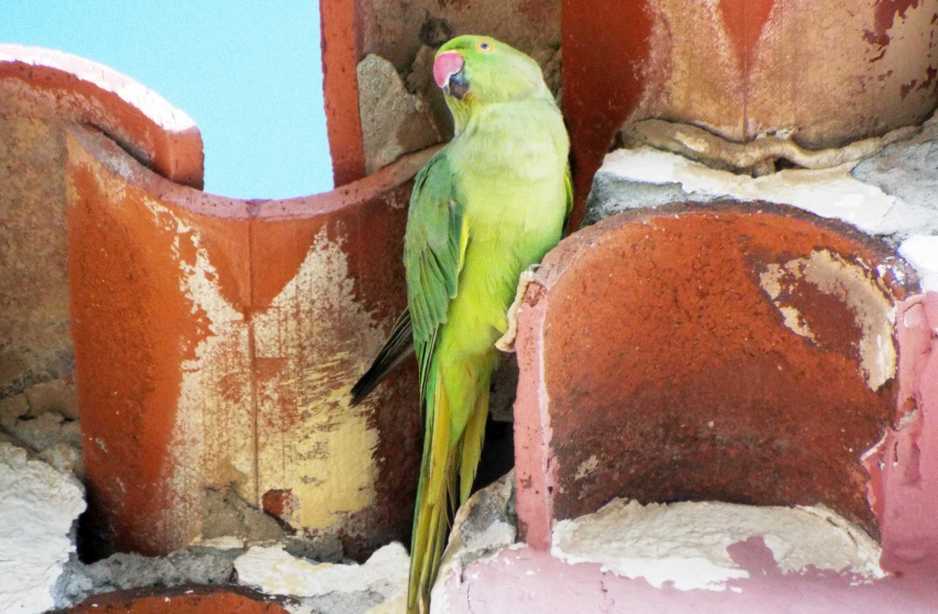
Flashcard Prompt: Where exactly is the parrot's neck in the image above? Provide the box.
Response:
[447,97,568,182]
[446,89,556,137]
[446,99,473,136]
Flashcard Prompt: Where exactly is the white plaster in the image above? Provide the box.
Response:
[0,44,196,131]
[0,443,85,613]
[194,535,245,549]
[235,542,408,599]
[575,454,599,480]
[431,472,517,613]
[600,147,937,239]
[552,498,885,592]
[899,235,938,293]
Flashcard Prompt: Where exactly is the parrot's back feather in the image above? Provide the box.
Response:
[350,310,413,405]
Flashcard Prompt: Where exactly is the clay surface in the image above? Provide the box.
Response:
[513,204,917,548]
[562,0,938,225]
[66,586,288,614]
[66,126,424,557]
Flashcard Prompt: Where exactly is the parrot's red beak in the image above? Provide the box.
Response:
[433,51,465,90]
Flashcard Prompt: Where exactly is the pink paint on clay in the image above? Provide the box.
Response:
[864,291,938,574]
[437,540,938,613]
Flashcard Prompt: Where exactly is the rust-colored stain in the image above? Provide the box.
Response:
[262,488,297,521]
[67,155,209,554]
[718,0,775,67]
[561,0,652,227]
[514,204,917,547]
[320,0,366,186]
[66,586,289,614]
[561,1,938,225]
[0,47,204,188]
[867,0,922,46]
[63,124,425,557]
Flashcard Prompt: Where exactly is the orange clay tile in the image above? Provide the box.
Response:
[561,0,938,226]
[66,586,288,614]
[67,126,425,557]
[320,0,366,186]
[513,204,919,550]
[1,43,425,557]
[0,45,204,188]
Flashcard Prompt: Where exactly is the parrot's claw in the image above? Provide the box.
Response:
[495,264,541,353]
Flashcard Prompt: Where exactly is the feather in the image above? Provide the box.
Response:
[349,310,414,405]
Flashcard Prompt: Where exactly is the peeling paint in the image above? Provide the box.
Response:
[137,197,253,547]
[759,250,896,390]
[84,187,388,543]
[254,228,385,531]
[574,455,598,481]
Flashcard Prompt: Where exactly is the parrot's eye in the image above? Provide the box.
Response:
[479,41,492,52]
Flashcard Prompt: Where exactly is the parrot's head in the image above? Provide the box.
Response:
[432,35,551,109]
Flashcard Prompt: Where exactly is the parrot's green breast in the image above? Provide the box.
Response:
[443,96,570,341]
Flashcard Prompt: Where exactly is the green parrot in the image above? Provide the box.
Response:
[351,34,571,612]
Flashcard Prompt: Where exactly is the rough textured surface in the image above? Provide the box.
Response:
[0,44,203,187]
[357,54,443,174]
[66,586,289,614]
[563,0,938,225]
[853,115,938,204]
[863,293,938,574]
[235,543,407,613]
[0,443,85,613]
[552,499,883,591]
[66,125,424,557]
[201,488,286,544]
[618,118,920,175]
[587,119,938,292]
[0,117,72,405]
[431,471,516,611]
[58,545,242,608]
[0,115,84,483]
[1,42,426,562]
[360,0,560,86]
[586,144,938,240]
[434,542,938,613]
[513,204,917,549]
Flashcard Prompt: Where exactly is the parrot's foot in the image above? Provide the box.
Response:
[495,265,540,353]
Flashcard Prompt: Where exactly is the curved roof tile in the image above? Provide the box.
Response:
[0,44,204,188]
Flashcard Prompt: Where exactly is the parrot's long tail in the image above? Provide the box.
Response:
[408,355,493,613]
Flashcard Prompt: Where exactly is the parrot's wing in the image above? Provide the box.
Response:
[348,153,466,406]
[349,309,414,405]
[404,153,468,400]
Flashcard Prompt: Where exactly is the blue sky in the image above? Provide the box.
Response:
[3,1,333,199]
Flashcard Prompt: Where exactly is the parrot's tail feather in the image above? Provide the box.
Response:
[408,373,454,613]
[459,385,489,505]
[350,309,414,405]
[407,352,495,613]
